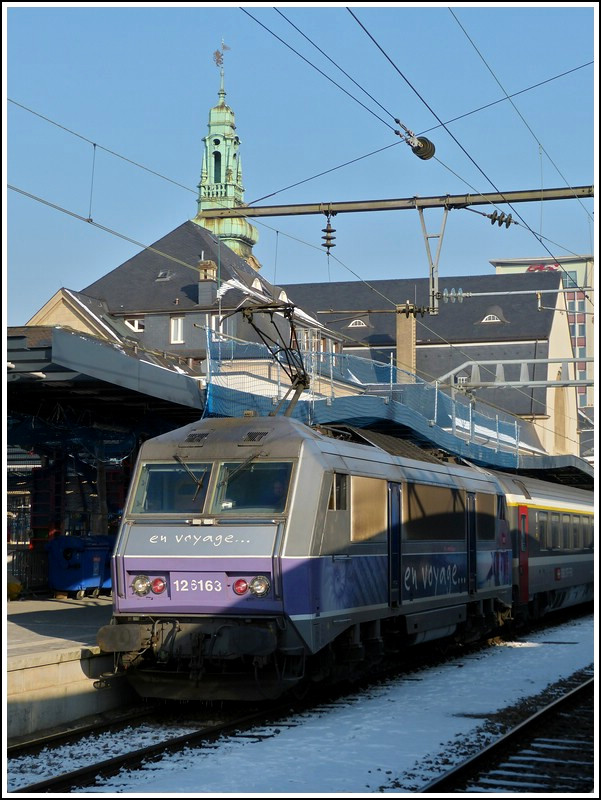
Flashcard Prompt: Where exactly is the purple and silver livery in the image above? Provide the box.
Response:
[97,416,593,701]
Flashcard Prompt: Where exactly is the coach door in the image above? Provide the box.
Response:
[388,482,402,607]
[518,505,529,603]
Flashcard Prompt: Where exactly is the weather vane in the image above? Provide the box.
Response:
[213,39,231,68]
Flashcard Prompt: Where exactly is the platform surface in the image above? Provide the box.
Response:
[6,595,114,668]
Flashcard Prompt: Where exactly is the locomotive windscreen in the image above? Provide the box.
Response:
[211,461,292,514]
[130,461,212,514]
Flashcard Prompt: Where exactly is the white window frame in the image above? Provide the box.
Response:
[124,317,145,332]
[170,316,184,344]
[209,314,229,341]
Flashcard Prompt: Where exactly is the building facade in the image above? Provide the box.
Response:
[490,256,594,411]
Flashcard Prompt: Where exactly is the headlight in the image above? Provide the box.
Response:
[132,575,151,596]
[248,575,270,597]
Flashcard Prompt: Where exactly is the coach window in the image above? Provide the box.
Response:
[550,512,561,549]
[583,516,593,548]
[350,476,387,542]
[329,473,348,510]
[476,493,496,539]
[572,515,581,549]
[562,514,572,550]
[404,483,465,540]
[537,510,548,548]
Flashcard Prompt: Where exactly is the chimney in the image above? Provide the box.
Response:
[197,259,218,306]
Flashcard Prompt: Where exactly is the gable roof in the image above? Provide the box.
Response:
[81,220,278,313]
[282,271,563,347]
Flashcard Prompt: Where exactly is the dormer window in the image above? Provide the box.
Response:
[125,317,145,332]
[156,270,173,282]
[348,319,367,328]
[476,305,509,325]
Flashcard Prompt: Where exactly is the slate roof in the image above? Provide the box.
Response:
[81,221,280,313]
[61,290,136,340]
[282,271,562,347]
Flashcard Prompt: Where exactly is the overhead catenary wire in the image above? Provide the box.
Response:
[345,7,593,306]
[9,76,591,266]
[7,181,585,447]
[8,112,589,419]
[8,23,591,439]
[449,8,593,224]
[238,8,594,323]
[317,249,586,440]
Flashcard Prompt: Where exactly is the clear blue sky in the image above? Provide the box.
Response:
[5,3,596,326]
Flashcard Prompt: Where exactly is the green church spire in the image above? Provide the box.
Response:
[193,44,260,270]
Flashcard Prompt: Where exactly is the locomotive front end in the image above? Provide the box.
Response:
[97,418,307,701]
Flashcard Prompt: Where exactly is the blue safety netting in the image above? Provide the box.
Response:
[202,333,550,469]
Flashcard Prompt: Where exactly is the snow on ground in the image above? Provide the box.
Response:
[8,613,594,798]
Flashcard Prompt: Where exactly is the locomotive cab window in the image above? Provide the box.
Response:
[211,461,292,514]
[131,461,212,514]
[328,473,348,510]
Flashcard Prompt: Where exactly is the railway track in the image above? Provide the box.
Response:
[9,706,283,794]
[419,674,595,793]
[8,610,593,793]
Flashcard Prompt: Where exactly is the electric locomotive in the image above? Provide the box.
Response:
[97,415,594,701]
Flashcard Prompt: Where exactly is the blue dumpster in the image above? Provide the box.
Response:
[46,535,113,598]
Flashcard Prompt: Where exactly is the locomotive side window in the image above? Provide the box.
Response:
[536,510,548,548]
[210,461,292,514]
[404,483,465,540]
[328,473,348,510]
[350,476,387,543]
[131,462,212,514]
[497,495,508,521]
[476,493,496,540]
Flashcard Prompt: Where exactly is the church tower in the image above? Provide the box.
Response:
[192,47,261,271]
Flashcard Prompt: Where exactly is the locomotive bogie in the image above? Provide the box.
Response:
[97,415,593,702]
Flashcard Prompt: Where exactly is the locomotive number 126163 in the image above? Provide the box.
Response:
[172,578,223,592]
